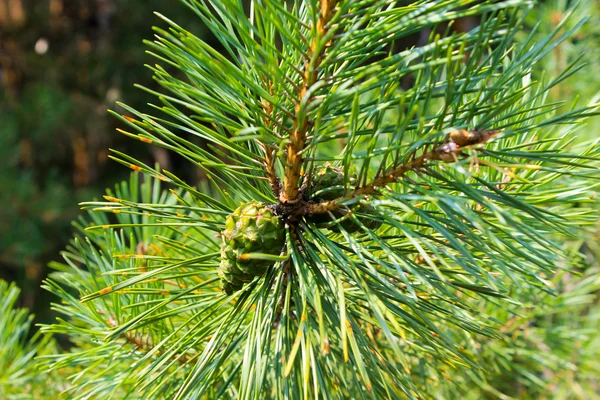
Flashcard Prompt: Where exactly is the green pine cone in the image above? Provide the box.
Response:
[305,164,382,233]
[219,201,285,294]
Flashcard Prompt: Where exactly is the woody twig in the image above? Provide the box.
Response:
[280,0,339,205]
[304,129,501,215]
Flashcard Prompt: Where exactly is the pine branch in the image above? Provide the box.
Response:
[258,84,282,196]
[261,142,281,196]
[281,0,339,204]
[305,129,502,214]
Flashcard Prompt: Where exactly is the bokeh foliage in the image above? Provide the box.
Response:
[0,0,209,319]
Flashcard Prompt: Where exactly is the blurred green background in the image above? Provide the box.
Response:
[0,0,214,324]
[0,0,598,330]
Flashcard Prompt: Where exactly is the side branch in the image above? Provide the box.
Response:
[259,81,281,196]
[280,0,338,204]
[304,129,501,215]
[264,144,281,196]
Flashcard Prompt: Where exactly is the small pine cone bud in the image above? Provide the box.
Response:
[219,201,285,294]
[449,129,479,147]
[304,162,357,202]
[305,164,382,232]
[449,128,501,147]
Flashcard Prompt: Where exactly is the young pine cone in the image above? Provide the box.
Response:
[219,201,285,294]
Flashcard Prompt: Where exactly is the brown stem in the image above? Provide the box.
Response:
[304,129,501,215]
[304,148,441,214]
[264,145,281,196]
[280,0,338,204]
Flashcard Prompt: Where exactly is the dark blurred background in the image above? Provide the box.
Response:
[0,0,213,324]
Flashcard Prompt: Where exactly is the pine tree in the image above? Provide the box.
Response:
[25,0,600,398]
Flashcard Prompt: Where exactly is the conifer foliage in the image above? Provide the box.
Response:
[37,0,599,398]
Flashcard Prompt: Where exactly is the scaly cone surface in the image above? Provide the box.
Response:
[219,201,285,294]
